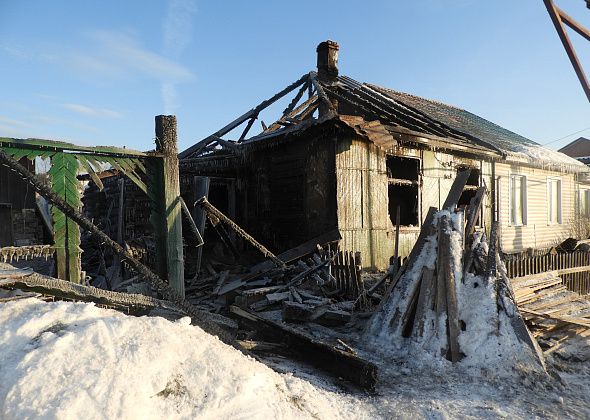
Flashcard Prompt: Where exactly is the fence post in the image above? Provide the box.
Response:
[152,115,185,297]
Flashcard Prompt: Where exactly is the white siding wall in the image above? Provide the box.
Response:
[336,136,581,265]
[496,162,577,252]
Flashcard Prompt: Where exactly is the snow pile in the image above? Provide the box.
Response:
[364,211,542,375]
[0,298,371,419]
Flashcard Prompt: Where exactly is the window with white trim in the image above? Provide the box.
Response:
[509,174,526,226]
[547,178,561,224]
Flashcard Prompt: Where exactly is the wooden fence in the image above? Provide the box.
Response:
[504,251,590,295]
[331,250,367,307]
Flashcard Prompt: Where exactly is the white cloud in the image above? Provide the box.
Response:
[0,44,30,59]
[63,103,122,119]
[163,0,197,57]
[160,0,197,114]
[161,83,179,114]
[68,30,195,84]
[0,116,28,127]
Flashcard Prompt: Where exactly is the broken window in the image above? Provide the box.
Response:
[457,166,480,208]
[387,156,419,226]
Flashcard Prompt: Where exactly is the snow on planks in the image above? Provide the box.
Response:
[511,270,590,355]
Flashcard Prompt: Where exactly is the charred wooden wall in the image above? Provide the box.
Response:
[241,132,337,254]
[335,135,391,270]
[0,157,36,209]
[335,136,493,270]
[0,158,44,246]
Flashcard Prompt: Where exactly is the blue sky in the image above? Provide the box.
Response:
[0,0,589,153]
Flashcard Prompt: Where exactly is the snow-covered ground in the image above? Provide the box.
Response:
[1,298,589,419]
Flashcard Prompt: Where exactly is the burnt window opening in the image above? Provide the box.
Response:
[387,156,420,226]
[457,167,481,208]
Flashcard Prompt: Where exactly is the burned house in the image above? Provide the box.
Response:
[179,41,590,270]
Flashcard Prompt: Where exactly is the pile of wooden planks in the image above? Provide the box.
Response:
[366,171,504,363]
[185,244,367,327]
[511,271,590,355]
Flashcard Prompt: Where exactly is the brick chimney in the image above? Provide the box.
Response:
[316,40,339,82]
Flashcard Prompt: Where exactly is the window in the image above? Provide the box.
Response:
[457,167,480,207]
[387,156,420,226]
[509,174,526,226]
[580,189,590,217]
[547,178,562,224]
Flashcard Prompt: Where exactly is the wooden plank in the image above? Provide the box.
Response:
[179,197,204,247]
[520,307,590,329]
[412,267,434,338]
[0,137,148,158]
[229,305,377,390]
[442,169,471,210]
[393,205,400,275]
[372,207,438,305]
[191,176,210,277]
[241,229,341,281]
[197,197,283,268]
[512,265,590,282]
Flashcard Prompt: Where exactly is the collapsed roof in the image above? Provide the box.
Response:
[181,41,588,174]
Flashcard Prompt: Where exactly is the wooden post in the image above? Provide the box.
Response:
[393,205,400,275]
[153,115,185,297]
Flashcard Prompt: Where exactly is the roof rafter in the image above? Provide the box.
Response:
[179,73,310,158]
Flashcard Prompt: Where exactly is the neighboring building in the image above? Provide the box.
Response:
[559,137,590,164]
[179,41,590,270]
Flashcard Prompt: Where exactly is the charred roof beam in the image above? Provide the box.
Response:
[179,73,310,158]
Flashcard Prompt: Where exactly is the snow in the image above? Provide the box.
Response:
[0,298,371,420]
[507,143,589,173]
[1,296,590,418]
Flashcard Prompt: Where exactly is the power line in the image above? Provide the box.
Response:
[542,125,590,146]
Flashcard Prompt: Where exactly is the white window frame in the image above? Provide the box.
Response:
[547,177,562,225]
[509,174,527,226]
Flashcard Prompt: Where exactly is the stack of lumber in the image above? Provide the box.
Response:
[511,271,590,355]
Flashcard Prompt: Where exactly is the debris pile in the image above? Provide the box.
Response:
[186,242,368,329]
[364,206,545,371]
